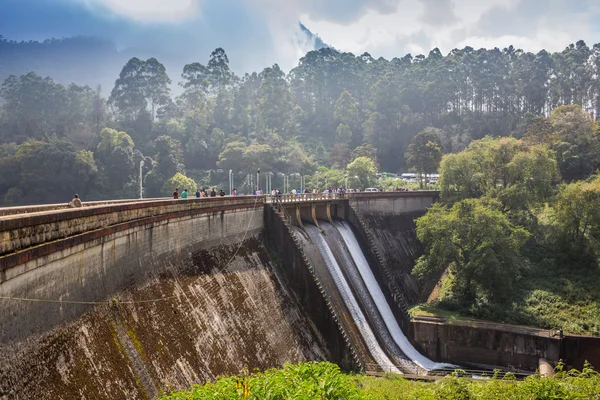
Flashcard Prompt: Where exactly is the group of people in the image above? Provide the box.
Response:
[173,187,229,199]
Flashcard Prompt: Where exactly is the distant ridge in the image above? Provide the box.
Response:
[0,26,329,91]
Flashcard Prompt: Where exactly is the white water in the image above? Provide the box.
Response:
[335,221,453,371]
[304,225,402,374]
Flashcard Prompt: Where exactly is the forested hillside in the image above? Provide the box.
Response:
[1,40,600,205]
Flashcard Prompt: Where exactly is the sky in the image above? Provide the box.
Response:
[1,0,600,74]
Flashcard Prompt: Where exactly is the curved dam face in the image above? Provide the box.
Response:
[0,199,328,399]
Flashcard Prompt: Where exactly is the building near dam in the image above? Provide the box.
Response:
[1,192,599,399]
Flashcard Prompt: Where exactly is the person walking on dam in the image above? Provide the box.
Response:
[181,189,189,199]
[69,194,82,208]
[173,188,179,199]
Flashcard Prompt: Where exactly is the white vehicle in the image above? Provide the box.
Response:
[364,187,379,192]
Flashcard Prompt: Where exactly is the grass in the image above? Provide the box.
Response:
[411,260,600,336]
[158,361,600,400]
[408,303,468,323]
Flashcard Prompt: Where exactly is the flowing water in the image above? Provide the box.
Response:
[302,224,401,374]
[318,222,415,373]
[335,220,453,371]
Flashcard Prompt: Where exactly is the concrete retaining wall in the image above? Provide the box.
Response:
[410,319,561,371]
[352,192,438,216]
[0,237,327,399]
[0,199,264,345]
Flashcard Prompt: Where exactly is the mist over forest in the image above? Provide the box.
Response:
[0,37,599,206]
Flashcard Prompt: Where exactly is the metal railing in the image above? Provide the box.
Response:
[266,192,349,203]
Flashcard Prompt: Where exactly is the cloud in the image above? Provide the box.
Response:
[75,0,202,22]
[2,0,600,81]
[418,0,458,27]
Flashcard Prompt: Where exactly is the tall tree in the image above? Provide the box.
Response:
[109,57,171,120]
[405,127,443,185]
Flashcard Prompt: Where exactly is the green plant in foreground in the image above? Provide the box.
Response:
[160,361,600,400]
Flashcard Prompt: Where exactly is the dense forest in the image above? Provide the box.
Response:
[1,40,600,205]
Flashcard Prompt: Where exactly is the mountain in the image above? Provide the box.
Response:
[299,23,329,50]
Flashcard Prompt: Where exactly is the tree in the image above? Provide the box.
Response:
[180,62,209,109]
[439,137,558,210]
[217,140,247,172]
[335,124,352,145]
[549,105,600,181]
[346,156,377,189]
[109,57,171,120]
[0,72,69,141]
[256,64,292,134]
[414,198,530,306]
[405,127,442,186]
[333,90,359,137]
[144,135,185,197]
[144,58,172,120]
[162,172,197,195]
[97,128,134,157]
[4,139,98,204]
[553,176,600,265]
[351,144,378,162]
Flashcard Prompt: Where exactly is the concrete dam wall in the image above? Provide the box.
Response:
[352,193,436,304]
[0,198,328,399]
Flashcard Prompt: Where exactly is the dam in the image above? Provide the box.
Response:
[0,192,597,398]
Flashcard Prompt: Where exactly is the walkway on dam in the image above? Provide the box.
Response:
[0,191,438,217]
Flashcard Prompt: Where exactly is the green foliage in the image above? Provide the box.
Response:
[415,198,530,307]
[405,128,443,183]
[553,175,600,266]
[2,139,98,204]
[549,105,600,181]
[160,362,600,400]
[347,156,378,189]
[97,128,134,155]
[163,173,197,195]
[439,137,558,210]
[160,362,362,400]
[109,57,171,120]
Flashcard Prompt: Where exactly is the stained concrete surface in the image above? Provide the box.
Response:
[0,237,328,399]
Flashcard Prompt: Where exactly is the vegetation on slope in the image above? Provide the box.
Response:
[159,361,600,400]
[412,105,600,335]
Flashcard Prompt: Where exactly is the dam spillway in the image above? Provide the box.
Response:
[297,221,448,374]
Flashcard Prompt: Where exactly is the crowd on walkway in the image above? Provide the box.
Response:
[66,185,412,208]
[170,186,414,200]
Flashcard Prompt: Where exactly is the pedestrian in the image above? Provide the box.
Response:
[210,188,217,197]
[220,189,225,196]
[181,188,189,199]
[232,188,237,196]
[173,188,179,199]
[69,194,83,208]
[196,188,201,198]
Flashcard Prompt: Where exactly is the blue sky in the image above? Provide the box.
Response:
[2,0,600,74]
